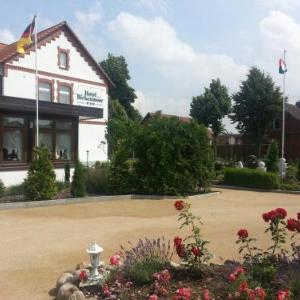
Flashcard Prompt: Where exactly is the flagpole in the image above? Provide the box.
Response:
[34,15,39,147]
[281,49,286,159]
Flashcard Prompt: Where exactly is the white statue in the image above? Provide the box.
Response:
[257,161,266,172]
[237,161,243,168]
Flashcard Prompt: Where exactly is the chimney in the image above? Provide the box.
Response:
[296,101,300,109]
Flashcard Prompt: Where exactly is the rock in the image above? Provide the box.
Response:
[68,290,85,300]
[75,262,89,270]
[57,283,79,300]
[56,273,74,289]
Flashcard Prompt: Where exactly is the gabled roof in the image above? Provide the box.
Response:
[0,21,114,88]
[286,103,300,121]
[142,111,192,124]
[0,43,7,50]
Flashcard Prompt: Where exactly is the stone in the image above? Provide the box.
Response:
[57,283,79,300]
[68,290,85,300]
[75,262,89,270]
[56,273,74,289]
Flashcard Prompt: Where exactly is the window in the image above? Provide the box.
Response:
[56,133,72,160]
[273,119,281,130]
[38,81,52,102]
[57,47,70,70]
[1,116,25,162]
[58,85,71,104]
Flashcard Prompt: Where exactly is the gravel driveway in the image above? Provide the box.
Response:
[0,188,299,300]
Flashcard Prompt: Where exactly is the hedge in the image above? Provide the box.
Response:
[224,168,279,190]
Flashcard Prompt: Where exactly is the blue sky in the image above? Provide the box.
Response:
[1,0,300,132]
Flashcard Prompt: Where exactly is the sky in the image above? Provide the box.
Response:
[1,0,300,132]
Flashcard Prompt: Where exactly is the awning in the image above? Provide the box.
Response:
[0,95,103,119]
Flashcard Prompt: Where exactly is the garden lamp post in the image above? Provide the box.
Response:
[87,242,103,280]
[228,135,235,162]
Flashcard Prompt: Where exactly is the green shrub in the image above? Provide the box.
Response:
[71,161,86,197]
[5,184,23,196]
[64,162,70,184]
[224,168,279,189]
[0,180,5,197]
[125,258,168,285]
[279,183,300,191]
[85,162,110,194]
[121,237,173,285]
[23,147,57,200]
[265,141,279,173]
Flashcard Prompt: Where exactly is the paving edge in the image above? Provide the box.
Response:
[214,184,300,195]
[0,191,220,210]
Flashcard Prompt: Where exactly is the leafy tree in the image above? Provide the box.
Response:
[265,140,279,173]
[23,147,57,200]
[230,67,282,157]
[100,53,140,120]
[71,161,86,197]
[190,79,231,154]
[109,116,214,195]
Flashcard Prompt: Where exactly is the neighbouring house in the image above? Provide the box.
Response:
[0,21,113,186]
[216,102,300,161]
[142,111,213,140]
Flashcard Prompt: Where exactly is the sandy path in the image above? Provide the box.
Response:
[0,188,299,299]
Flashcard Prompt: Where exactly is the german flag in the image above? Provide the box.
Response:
[17,17,36,54]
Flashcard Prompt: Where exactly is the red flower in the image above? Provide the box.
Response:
[110,254,121,266]
[277,289,290,300]
[79,270,88,281]
[262,212,270,222]
[239,281,248,292]
[237,229,248,239]
[276,208,287,219]
[103,284,110,296]
[174,236,183,247]
[191,246,201,257]
[255,287,266,300]
[176,244,185,258]
[286,218,299,232]
[149,295,158,300]
[203,289,211,300]
[174,200,185,211]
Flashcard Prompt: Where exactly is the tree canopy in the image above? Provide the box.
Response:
[230,67,282,156]
[100,53,140,120]
[190,78,231,137]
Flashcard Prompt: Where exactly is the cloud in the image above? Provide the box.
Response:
[0,29,15,44]
[73,1,106,60]
[259,11,300,101]
[108,12,247,118]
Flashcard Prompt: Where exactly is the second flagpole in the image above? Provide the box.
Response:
[281,49,286,160]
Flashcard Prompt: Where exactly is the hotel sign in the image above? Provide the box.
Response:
[75,88,104,108]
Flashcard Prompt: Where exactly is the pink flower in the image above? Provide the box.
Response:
[149,295,158,300]
[110,254,121,266]
[255,287,266,300]
[277,289,290,300]
[203,289,211,300]
[228,273,236,282]
[102,284,110,296]
[286,218,300,232]
[239,281,248,292]
[175,287,192,300]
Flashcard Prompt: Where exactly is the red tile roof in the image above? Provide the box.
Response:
[0,43,7,50]
[0,21,114,87]
[286,103,300,121]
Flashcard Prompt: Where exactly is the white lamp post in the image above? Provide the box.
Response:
[87,242,103,280]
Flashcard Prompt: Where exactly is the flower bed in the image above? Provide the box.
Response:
[54,201,300,300]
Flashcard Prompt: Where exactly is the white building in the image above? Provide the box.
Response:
[0,21,113,186]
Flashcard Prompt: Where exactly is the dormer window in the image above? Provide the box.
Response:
[57,47,70,70]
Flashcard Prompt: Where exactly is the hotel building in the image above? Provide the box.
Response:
[0,21,113,186]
